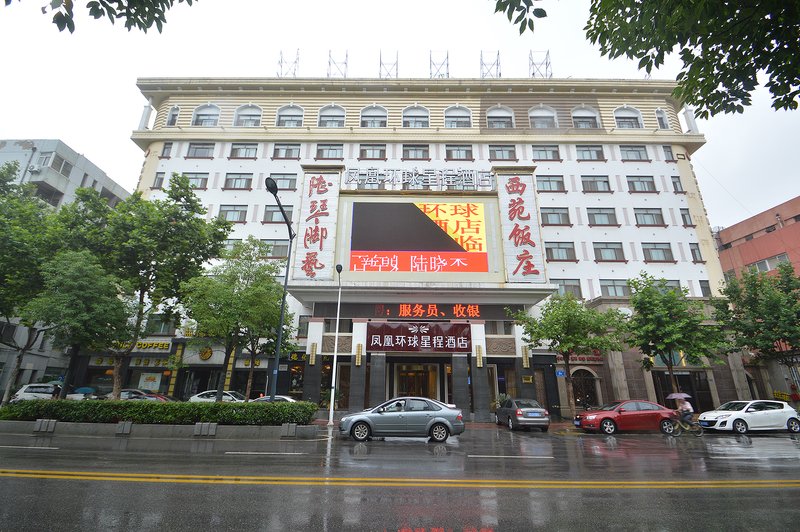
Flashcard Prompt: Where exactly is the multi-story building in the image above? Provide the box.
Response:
[123,76,749,419]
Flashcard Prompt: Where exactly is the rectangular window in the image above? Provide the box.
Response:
[552,279,583,299]
[50,154,73,176]
[269,173,297,189]
[627,175,657,192]
[540,207,571,225]
[263,205,293,223]
[581,175,611,192]
[184,173,209,189]
[167,108,179,126]
[700,280,712,297]
[219,205,248,223]
[576,145,604,160]
[594,242,625,262]
[147,314,175,335]
[587,208,618,226]
[161,142,173,157]
[487,117,513,129]
[690,243,704,262]
[261,239,289,258]
[230,143,257,158]
[360,117,386,128]
[277,113,303,127]
[573,116,598,129]
[359,144,386,159]
[671,176,684,192]
[634,208,665,226]
[749,253,789,273]
[681,209,694,226]
[223,239,242,252]
[193,113,218,127]
[536,175,565,192]
[663,145,675,161]
[316,143,344,159]
[319,115,345,128]
[642,243,675,262]
[273,143,300,159]
[445,117,471,128]
[297,315,311,337]
[657,114,670,130]
[187,143,215,158]
[223,173,253,189]
[545,242,577,261]
[445,145,473,160]
[402,144,429,160]
[532,145,560,160]
[530,116,556,129]
[615,117,641,129]
[488,145,516,160]
[234,113,261,127]
[484,320,514,335]
[620,145,648,161]
[36,152,53,166]
[153,172,165,189]
[600,279,630,297]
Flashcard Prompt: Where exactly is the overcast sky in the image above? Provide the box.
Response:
[1,0,796,227]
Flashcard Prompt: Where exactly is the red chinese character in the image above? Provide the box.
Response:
[398,304,412,317]
[411,304,426,317]
[451,203,479,217]
[504,176,526,195]
[452,304,467,318]
[466,305,480,317]
[426,304,440,317]
[507,197,530,221]
[513,249,541,276]
[306,199,329,222]
[300,252,325,278]
[303,225,328,251]
[508,223,536,247]
[308,175,329,197]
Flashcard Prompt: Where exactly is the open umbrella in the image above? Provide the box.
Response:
[666,392,691,400]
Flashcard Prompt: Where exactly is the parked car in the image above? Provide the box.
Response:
[10,383,88,403]
[129,393,180,402]
[495,398,550,432]
[698,400,800,434]
[252,395,297,402]
[104,388,153,400]
[188,390,246,403]
[574,400,676,435]
[339,396,465,443]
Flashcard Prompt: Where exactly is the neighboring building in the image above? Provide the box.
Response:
[121,76,746,419]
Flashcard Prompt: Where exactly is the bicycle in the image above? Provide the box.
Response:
[669,413,704,437]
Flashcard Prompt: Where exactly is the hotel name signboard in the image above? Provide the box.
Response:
[367,322,472,353]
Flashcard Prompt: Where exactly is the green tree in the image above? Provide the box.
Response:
[627,274,726,396]
[513,294,626,419]
[714,262,800,368]
[181,237,294,402]
[494,0,800,118]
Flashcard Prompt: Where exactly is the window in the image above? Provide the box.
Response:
[153,172,165,189]
[642,243,675,262]
[269,173,297,189]
[445,145,473,160]
[620,145,648,161]
[297,315,311,337]
[594,242,625,262]
[187,143,215,158]
[273,143,300,159]
[402,144,429,160]
[324,318,353,333]
[529,106,558,128]
[541,207,570,225]
[600,279,630,297]
[50,154,73,177]
[532,145,560,160]
[587,208,618,226]
[360,105,387,127]
[318,105,345,127]
[656,109,670,130]
[166,106,179,126]
[545,242,577,261]
[582,175,611,192]
[536,175,565,192]
[690,243,704,262]
[553,279,583,299]
[572,106,601,128]
[276,105,304,127]
[664,280,682,291]
[192,104,220,126]
[614,107,643,128]
[263,204,293,223]
[223,173,253,189]
[486,106,514,128]
[359,144,386,159]
[223,239,242,252]
[0,322,18,343]
[402,106,429,128]
[699,280,712,297]
[261,239,289,258]
[576,145,604,160]
[36,152,53,166]
[161,142,173,157]
[749,253,789,273]
[316,143,343,159]
[634,208,666,226]
[488,145,516,160]
[627,175,657,192]
[680,209,694,226]
[671,176,684,192]
[219,205,248,223]
[230,143,257,158]
[444,106,472,128]
[184,173,209,189]
[234,105,262,127]
[663,146,675,161]
[147,314,175,335]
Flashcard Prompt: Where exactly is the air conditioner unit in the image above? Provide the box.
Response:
[28,164,41,173]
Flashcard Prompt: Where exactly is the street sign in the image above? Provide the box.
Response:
[556,370,566,377]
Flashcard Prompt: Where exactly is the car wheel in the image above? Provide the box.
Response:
[495,413,501,425]
[660,418,676,435]
[787,418,800,433]
[507,416,515,431]
[732,419,748,434]
[430,423,449,443]
[600,419,617,435]
[351,421,371,442]
[541,426,549,433]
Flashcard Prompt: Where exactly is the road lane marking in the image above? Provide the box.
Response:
[1,469,799,490]
[0,445,59,450]
[467,455,554,459]
[225,452,308,455]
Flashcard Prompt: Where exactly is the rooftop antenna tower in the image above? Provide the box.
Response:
[277,49,299,78]
[379,50,399,79]
[529,50,552,79]
[430,51,449,79]
[480,51,501,78]
[328,50,348,78]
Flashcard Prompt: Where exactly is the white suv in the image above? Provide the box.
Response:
[10,383,87,403]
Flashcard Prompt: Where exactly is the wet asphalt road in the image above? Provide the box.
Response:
[1,424,799,531]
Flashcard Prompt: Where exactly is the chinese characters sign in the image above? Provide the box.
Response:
[345,167,494,189]
[496,174,545,283]
[295,173,340,280]
[366,322,472,353]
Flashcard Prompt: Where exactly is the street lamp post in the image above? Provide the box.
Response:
[265,177,296,401]
[327,264,343,426]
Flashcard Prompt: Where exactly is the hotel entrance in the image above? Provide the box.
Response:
[394,363,439,400]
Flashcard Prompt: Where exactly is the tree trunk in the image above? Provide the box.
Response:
[0,350,25,406]
[59,344,81,399]
[215,339,235,402]
[667,362,679,394]
[112,355,124,399]
[244,352,256,401]
[562,354,577,420]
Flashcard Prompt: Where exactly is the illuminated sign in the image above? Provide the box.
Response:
[366,322,472,353]
[373,303,481,319]
[344,167,494,189]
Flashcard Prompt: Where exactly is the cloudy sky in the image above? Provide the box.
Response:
[1,0,796,227]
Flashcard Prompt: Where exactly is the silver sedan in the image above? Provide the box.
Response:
[339,397,466,442]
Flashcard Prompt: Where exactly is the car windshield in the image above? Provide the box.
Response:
[228,391,246,400]
[716,401,748,411]
[515,399,542,409]
[597,401,624,411]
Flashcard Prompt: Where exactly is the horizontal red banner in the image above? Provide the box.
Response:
[350,251,488,273]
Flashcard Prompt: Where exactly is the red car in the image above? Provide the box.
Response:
[574,400,676,435]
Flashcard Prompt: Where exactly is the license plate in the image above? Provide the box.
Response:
[700,421,712,427]
[526,412,541,418]
[573,420,581,427]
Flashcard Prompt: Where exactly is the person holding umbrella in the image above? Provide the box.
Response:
[667,392,694,425]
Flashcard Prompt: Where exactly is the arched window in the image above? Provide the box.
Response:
[234,105,262,127]
[318,105,346,128]
[360,105,387,128]
[529,105,558,128]
[276,104,303,127]
[614,106,643,129]
[655,109,670,130]
[166,106,180,127]
[571,106,601,129]
[486,105,514,128]
[192,104,220,127]
[402,105,429,128]
[444,105,472,128]
[572,369,599,409]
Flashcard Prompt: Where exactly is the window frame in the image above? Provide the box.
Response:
[444,144,473,161]
[360,105,388,128]
[600,279,631,297]
[593,242,626,262]
[553,279,583,299]
[218,204,248,223]
[230,143,258,159]
[272,143,301,160]
[587,207,618,226]
[576,145,605,161]
[531,145,560,161]
[186,142,215,159]
[545,242,577,262]
[540,207,571,226]
[263,204,294,224]
[620,145,649,161]
[402,144,430,160]
[642,242,676,263]
[581,175,612,193]
[627,175,658,193]
[358,143,387,160]
[223,173,253,190]
[268,173,297,190]
[486,106,515,129]
[634,208,666,227]
[316,143,344,160]
[233,105,262,127]
[529,106,558,129]
[318,105,346,128]
[191,104,220,127]
[443,105,472,128]
[488,144,517,161]
[276,105,304,128]
[402,105,430,128]
[184,172,209,189]
[536,175,566,192]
